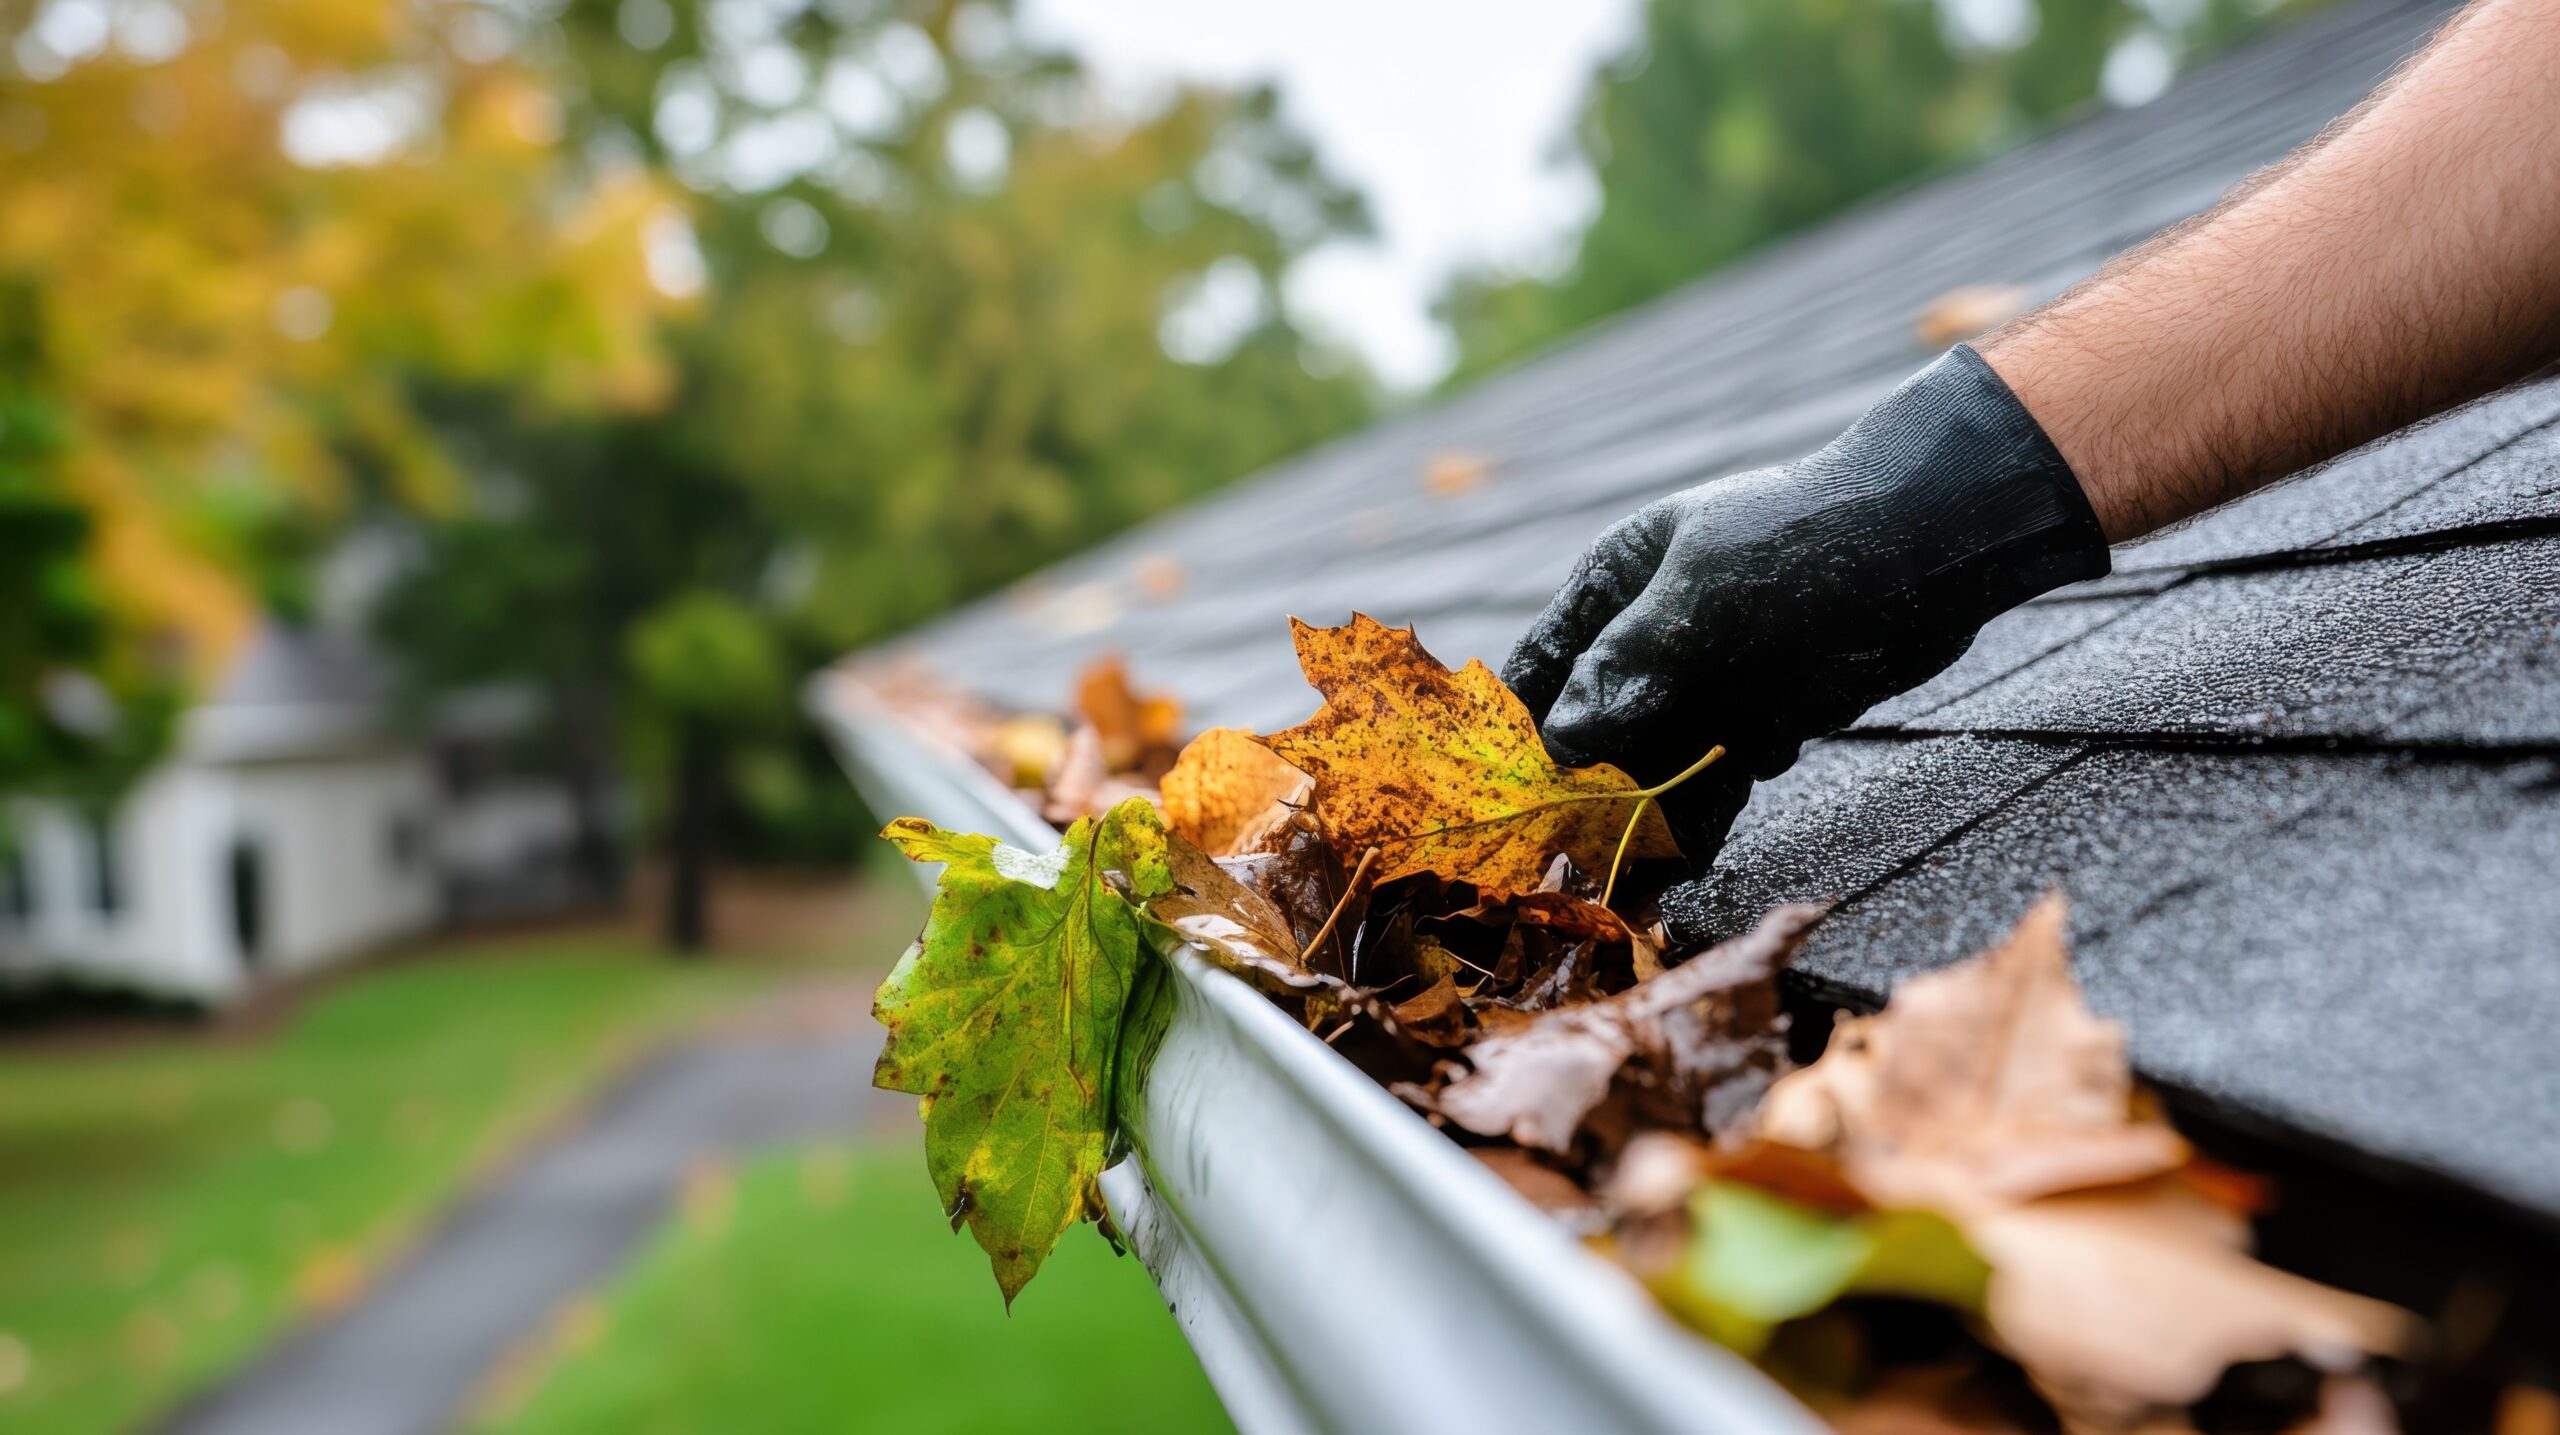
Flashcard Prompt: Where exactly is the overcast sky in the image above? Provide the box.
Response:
[1017,0,1644,391]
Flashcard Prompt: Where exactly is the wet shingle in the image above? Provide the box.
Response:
[1774,748,2560,1214]
[1920,535,2560,743]
[863,0,2560,1221]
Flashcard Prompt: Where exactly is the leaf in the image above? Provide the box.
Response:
[873,798,1173,1302]
[1964,1184,2409,1426]
[1413,905,1818,1152]
[1756,895,2188,1211]
[1752,896,2410,1425]
[1649,1180,1988,1358]
[1161,725,1311,857]
[1073,653,1183,772]
[1144,830,1339,998]
[1258,614,1680,893]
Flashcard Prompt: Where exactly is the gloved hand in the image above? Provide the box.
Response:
[1501,344,2110,862]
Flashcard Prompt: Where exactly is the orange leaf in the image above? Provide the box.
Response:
[1160,726,1312,857]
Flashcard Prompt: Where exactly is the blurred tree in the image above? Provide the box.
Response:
[378,0,1376,947]
[0,284,174,813]
[0,0,677,797]
[1439,0,2325,386]
[624,590,788,951]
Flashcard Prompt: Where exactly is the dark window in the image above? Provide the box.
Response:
[0,846,30,923]
[88,815,122,916]
[387,813,427,872]
[229,838,266,968]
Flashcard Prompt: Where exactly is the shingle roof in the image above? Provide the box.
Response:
[869,0,2560,1221]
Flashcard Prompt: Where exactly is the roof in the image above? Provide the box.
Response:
[867,0,2560,1221]
[181,621,399,763]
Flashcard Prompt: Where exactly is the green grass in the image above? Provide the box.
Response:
[479,1143,1231,1435]
[0,931,801,1435]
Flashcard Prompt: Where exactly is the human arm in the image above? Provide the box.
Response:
[1505,0,2560,859]
[1981,0,2560,539]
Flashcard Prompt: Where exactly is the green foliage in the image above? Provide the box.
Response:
[1440,0,2325,385]
[874,799,1174,1301]
[626,591,790,732]
[0,292,173,805]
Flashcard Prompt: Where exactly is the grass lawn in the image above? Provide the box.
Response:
[0,925,835,1435]
[477,1142,1232,1435]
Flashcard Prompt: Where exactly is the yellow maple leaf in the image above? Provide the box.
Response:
[1255,614,1682,892]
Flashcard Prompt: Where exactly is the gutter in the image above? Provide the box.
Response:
[810,669,1823,1435]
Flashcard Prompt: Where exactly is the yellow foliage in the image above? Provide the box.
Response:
[0,0,677,676]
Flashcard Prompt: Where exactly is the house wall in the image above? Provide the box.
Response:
[0,751,440,1002]
[229,754,440,980]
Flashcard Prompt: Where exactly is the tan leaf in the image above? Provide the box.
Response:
[1757,895,2187,1211]
[1161,726,1312,857]
[1970,1184,2411,1425]
[1753,897,2409,1426]
[1422,449,1493,497]
[1915,283,2031,348]
[1258,614,1680,892]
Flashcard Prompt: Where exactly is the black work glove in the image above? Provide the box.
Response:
[1501,345,2109,863]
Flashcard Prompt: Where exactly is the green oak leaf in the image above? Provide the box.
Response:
[874,796,1173,1302]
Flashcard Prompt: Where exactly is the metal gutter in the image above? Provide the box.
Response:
[811,671,1822,1435]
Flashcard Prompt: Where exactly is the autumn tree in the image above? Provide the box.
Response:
[377,0,1377,947]
[0,0,676,805]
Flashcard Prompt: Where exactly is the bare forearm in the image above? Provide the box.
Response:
[1978,0,2560,542]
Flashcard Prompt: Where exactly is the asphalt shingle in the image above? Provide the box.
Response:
[865,0,2560,1220]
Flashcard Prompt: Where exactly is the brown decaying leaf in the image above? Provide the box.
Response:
[1413,905,1819,1153]
[1756,896,2409,1428]
[1914,283,2032,349]
[1969,1184,2406,1428]
[1471,1148,1604,1233]
[1040,722,1160,824]
[1257,614,1679,893]
[1074,653,1183,774]
[1147,831,1340,999]
[1756,895,2188,1211]
[1160,726,1313,858]
[1422,449,1494,498]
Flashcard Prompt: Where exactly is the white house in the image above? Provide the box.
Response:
[0,624,439,1002]
[0,620,596,1005]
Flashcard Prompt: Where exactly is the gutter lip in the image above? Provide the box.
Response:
[808,665,1820,1435]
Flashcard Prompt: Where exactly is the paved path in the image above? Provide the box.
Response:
[158,1008,908,1435]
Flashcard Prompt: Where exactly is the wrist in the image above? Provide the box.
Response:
[1825,345,2111,629]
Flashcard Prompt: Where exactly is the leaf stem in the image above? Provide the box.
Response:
[1301,845,1377,973]
[1601,796,1651,910]
[1636,743,1729,800]
[1602,744,1727,910]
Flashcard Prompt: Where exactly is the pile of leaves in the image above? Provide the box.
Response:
[866,617,2422,1431]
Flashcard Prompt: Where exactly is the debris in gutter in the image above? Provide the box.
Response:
[858,620,2544,1432]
